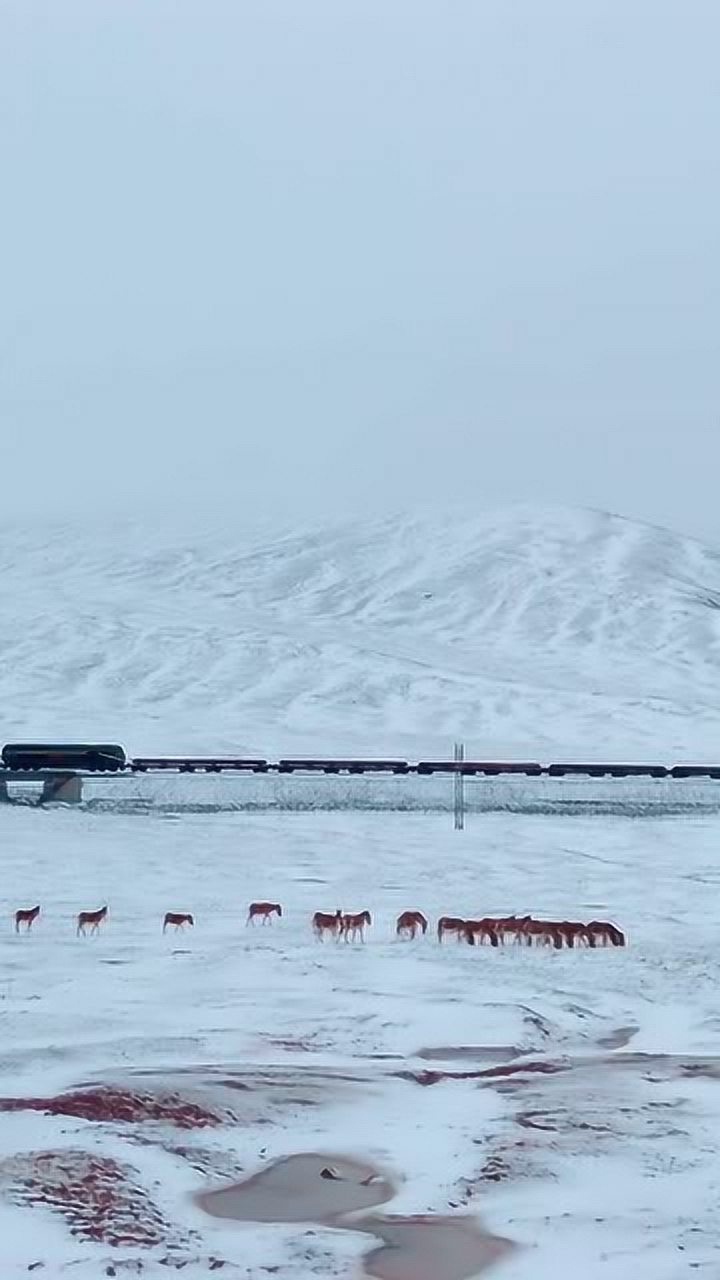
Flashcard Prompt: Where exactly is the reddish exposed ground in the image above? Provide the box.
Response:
[0,1148,182,1248]
[396,1059,568,1087]
[0,1086,229,1129]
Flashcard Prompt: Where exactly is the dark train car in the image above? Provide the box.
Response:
[276,758,410,774]
[669,764,720,779]
[130,757,268,773]
[416,760,543,776]
[546,762,668,779]
[1,743,127,772]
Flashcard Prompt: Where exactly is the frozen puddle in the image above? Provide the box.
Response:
[197,1152,515,1278]
[197,1152,393,1221]
[361,1214,515,1280]
[417,1045,519,1063]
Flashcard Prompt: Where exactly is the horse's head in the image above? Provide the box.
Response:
[363,910,372,925]
[187,914,195,926]
[275,904,283,916]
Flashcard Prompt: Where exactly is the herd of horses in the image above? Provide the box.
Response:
[437,912,625,948]
[12,902,625,948]
[311,908,625,947]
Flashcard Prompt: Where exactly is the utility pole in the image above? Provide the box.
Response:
[454,741,465,830]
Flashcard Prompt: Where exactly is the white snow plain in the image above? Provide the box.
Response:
[2,503,720,1277]
[0,806,719,1277]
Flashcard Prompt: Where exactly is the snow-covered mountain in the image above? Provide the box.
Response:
[2,503,720,759]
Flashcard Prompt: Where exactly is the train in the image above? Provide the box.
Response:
[2,742,720,779]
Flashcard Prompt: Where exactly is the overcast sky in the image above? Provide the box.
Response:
[1,1,718,539]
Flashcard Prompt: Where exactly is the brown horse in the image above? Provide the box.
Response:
[584,919,626,947]
[437,916,467,943]
[521,918,564,948]
[312,910,343,941]
[396,910,428,940]
[493,914,533,943]
[342,910,372,942]
[247,902,283,925]
[464,918,499,947]
[77,905,108,937]
[15,905,40,934]
[163,911,194,933]
[554,921,588,948]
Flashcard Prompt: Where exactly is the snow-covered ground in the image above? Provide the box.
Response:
[3,503,720,760]
[1,805,719,1277]
[3,503,720,1276]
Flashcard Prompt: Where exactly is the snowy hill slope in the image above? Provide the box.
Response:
[2,503,720,758]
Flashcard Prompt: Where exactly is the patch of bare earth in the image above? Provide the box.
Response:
[0,1149,184,1249]
[0,1086,232,1128]
[396,1059,568,1087]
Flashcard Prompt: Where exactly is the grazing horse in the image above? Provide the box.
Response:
[521,918,564,949]
[584,919,626,947]
[554,920,588,948]
[15,905,40,933]
[247,902,283,925]
[464,918,499,947]
[77,905,108,937]
[312,910,343,941]
[341,910,372,942]
[437,916,467,943]
[493,914,532,943]
[396,910,428,940]
[163,911,194,933]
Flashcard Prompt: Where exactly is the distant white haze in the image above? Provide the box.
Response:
[1,2,719,541]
